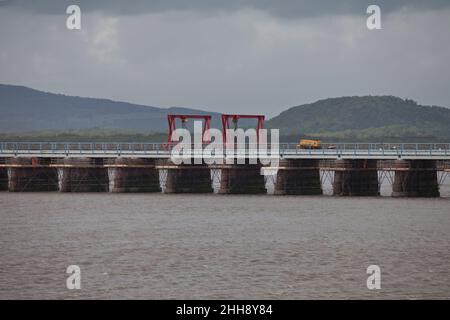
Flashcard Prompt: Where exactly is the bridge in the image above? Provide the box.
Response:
[0,141,449,197]
[2,112,450,196]
[1,142,450,159]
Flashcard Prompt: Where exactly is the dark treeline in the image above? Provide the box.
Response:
[1,130,448,143]
[0,130,167,143]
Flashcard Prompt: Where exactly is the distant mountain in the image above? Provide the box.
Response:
[267,96,450,142]
[1,84,449,142]
[0,84,220,133]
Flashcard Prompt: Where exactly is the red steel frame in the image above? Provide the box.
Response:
[221,114,265,143]
[167,114,212,144]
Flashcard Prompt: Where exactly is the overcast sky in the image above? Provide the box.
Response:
[1,0,450,116]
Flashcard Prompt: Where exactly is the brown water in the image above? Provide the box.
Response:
[0,192,449,300]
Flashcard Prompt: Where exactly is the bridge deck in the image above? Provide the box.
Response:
[1,142,449,160]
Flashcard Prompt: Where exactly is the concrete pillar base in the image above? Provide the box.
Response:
[392,160,440,197]
[109,158,161,193]
[333,159,379,196]
[7,157,58,192]
[274,159,322,195]
[219,162,267,194]
[163,160,213,194]
[59,158,109,192]
[0,161,7,190]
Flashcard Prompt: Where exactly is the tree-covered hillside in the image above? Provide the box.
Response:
[1,84,450,142]
[267,96,450,142]
[0,84,219,133]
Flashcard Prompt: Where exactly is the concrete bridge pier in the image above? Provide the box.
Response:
[59,158,109,192]
[163,160,213,193]
[333,159,379,196]
[219,161,267,194]
[0,158,7,191]
[392,160,440,197]
[7,157,59,192]
[109,158,161,193]
[274,159,322,195]
[0,169,7,191]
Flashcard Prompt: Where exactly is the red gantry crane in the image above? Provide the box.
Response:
[167,114,212,145]
[221,114,265,144]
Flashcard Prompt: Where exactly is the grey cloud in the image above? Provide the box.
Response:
[1,6,449,116]
[2,0,450,18]
[1,2,450,116]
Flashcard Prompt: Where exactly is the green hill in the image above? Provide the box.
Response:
[0,83,220,133]
[267,96,450,142]
[1,84,449,142]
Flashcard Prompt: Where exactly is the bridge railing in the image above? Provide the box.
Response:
[278,143,450,156]
[0,142,169,154]
[0,142,449,156]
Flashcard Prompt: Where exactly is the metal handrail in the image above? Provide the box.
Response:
[0,142,449,156]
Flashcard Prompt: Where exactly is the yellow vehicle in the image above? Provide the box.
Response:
[297,139,322,149]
